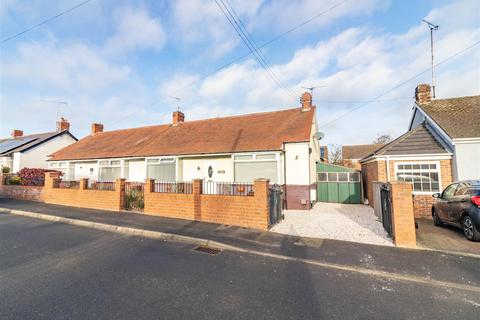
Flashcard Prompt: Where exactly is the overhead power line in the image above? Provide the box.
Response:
[214,0,296,99]
[176,0,349,95]
[1,0,94,44]
[319,39,480,128]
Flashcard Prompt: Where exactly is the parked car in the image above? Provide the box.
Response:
[432,180,480,241]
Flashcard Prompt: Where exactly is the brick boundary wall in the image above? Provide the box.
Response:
[43,173,125,212]
[390,181,416,248]
[144,178,270,230]
[0,173,45,201]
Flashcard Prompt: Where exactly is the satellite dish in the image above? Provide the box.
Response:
[314,132,325,140]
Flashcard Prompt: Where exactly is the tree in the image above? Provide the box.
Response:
[373,134,392,145]
[329,144,343,165]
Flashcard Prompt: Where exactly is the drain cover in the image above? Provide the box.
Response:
[193,245,222,255]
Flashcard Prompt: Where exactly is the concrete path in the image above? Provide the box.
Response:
[1,214,479,320]
[272,202,393,246]
[0,198,479,288]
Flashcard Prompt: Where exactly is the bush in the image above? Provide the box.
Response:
[2,166,10,174]
[7,176,21,185]
[17,168,63,186]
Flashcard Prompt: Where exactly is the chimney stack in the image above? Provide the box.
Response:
[415,84,432,104]
[172,111,185,126]
[91,123,104,135]
[300,92,312,111]
[11,130,23,138]
[56,117,70,132]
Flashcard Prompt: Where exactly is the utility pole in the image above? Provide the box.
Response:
[422,19,439,98]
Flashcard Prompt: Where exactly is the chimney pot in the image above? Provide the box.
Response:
[11,130,23,138]
[415,84,432,104]
[91,123,104,135]
[300,92,312,111]
[56,117,70,132]
[172,111,185,126]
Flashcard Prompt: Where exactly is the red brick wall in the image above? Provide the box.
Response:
[390,182,416,248]
[361,159,387,206]
[144,179,270,230]
[285,184,311,210]
[0,185,45,201]
[43,174,125,212]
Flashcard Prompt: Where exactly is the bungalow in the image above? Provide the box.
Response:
[342,144,383,169]
[48,92,322,209]
[361,84,479,217]
[0,118,77,173]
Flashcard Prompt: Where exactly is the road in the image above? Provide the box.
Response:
[1,213,479,319]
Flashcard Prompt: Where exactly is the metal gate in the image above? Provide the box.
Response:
[380,184,393,237]
[269,185,284,225]
[316,171,362,204]
[124,182,145,211]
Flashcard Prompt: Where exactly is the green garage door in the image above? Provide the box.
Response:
[316,163,362,204]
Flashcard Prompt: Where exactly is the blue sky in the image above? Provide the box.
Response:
[0,0,479,146]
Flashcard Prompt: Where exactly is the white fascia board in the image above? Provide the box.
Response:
[407,102,418,131]
[452,137,480,144]
[376,154,452,161]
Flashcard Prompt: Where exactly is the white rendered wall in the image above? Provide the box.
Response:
[284,142,310,185]
[182,157,233,182]
[454,141,480,180]
[128,159,146,182]
[15,134,76,172]
[74,162,98,180]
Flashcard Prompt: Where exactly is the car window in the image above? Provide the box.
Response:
[454,183,471,196]
[442,184,457,199]
[471,188,480,196]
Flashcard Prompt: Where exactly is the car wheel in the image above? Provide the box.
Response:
[433,209,443,226]
[463,216,480,242]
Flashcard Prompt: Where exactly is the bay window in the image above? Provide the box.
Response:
[234,153,278,183]
[98,160,121,181]
[146,157,176,181]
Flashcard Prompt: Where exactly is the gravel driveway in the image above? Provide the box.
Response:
[271,202,393,246]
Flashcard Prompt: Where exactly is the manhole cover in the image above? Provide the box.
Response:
[193,245,222,255]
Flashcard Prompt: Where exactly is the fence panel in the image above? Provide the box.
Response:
[153,181,193,194]
[203,182,254,196]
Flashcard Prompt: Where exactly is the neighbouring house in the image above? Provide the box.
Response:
[361,84,479,217]
[0,118,77,173]
[342,144,383,169]
[48,92,321,210]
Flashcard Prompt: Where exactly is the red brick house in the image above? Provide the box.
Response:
[361,84,479,218]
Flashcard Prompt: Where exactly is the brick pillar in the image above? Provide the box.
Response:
[390,181,416,248]
[0,173,4,186]
[116,178,126,211]
[254,178,270,230]
[80,178,89,190]
[145,179,154,193]
[193,179,203,221]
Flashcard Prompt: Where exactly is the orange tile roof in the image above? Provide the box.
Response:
[49,107,315,160]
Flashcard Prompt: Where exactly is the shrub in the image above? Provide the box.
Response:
[17,168,63,186]
[2,166,10,174]
[7,176,21,185]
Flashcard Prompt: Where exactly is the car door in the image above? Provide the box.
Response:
[449,182,471,223]
[436,183,457,221]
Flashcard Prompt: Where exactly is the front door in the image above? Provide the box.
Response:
[202,161,216,182]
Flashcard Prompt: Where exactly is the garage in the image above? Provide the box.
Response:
[316,163,362,204]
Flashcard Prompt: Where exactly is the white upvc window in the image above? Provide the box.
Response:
[233,152,279,183]
[98,159,121,181]
[395,162,441,194]
[146,157,176,181]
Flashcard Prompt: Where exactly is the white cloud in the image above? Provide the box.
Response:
[104,6,166,54]
[3,39,131,93]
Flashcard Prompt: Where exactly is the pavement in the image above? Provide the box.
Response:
[272,202,393,246]
[1,213,479,319]
[416,218,480,255]
[0,198,479,289]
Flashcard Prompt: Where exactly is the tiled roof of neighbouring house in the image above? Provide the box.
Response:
[49,107,315,161]
[418,95,480,139]
[0,131,76,156]
[361,122,450,160]
[342,144,384,160]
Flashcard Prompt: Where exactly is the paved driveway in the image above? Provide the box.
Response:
[416,218,480,255]
[271,202,393,246]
